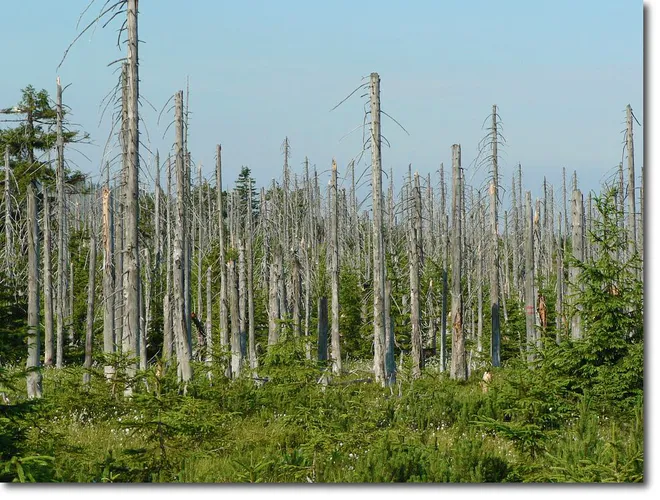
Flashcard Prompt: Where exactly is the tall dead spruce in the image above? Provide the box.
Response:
[370,72,387,385]
[26,182,42,399]
[450,145,467,381]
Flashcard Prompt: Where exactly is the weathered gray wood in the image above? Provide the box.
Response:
[154,151,161,270]
[409,172,422,378]
[450,144,467,381]
[83,232,97,385]
[370,72,386,384]
[3,149,13,280]
[555,216,564,344]
[268,260,280,346]
[384,279,396,384]
[55,77,66,369]
[570,189,584,340]
[26,183,42,398]
[163,156,173,362]
[626,104,637,258]
[216,145,229,376]
[123,0,141,394]
[229,258,242,377]
[524,192,536,362]
[489,105,501,367]
[173,91,193,383]
[102,185,116,378]
[246,192,257,370]
[317,296,328,362]
[440,214,449,373]
[43,188,54,366]
[330,159,341,374]
[205,266,212,371]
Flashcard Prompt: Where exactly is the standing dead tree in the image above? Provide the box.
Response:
[26,182,42,399]
[450,144,467,381]
[370,72,387,385]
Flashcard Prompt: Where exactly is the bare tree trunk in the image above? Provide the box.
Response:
[229,259,242,377]
[154,151,161,270]
[370,73,386,384]
[216,145,229,377]
[525,192,536,362]
[3,149,12,279]
[246,193,256,370]
[173,91,193,383]
[163,157,173,362]
[489,106,501,367]
[205,266,213,372]
[440,214,449,373]
[55,77,66,369]
[317,296,328,363]
[555,217,564,344]
[83,232,97,386]
[626,104,637,259]
[268,260,280,346]
[140,249,150,370]
[43,188,54,366]
[102,185,115,378]
[123,0,141,395]
[450,144,467,381]
[570,189,584,340]
[26,183,42,398]
[330,159,341,374]
[409,172,422,378]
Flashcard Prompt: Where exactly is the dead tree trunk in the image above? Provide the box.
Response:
[216,145,229,376]
[570,189,584,340]
[489,105,501,367]
[26,183,42,398]
[384,279,396,384]
[43,188,54,366]
[55,77,66,369]
[409,172,422,378]
[122,0,141,394]
[330,159,341,374]
[450,144,467,381]
[102,185,115,378]
[229,259,242,377]
[525,192,536,362]
[173,91,193,383]
[163,157,173,362]
[83,232,97,386]
[246,195,257,370]
[318,296,328,363]
[440,214,449,373]
[370,72,386,384]
[626,104,637,259]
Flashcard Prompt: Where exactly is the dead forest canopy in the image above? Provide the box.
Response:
[0,0,644,484]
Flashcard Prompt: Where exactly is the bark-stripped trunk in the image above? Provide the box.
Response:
[83,233,97,385]
[163,157,173,362]
[216,145,229,377]
[55,77,66,369]
[102,186,115,378]
[525,192,536,362]
[409,172,422,378]
[26,183,42,399]
[43,189,54,366]
[330,159,341,374]
[489,105,501,367]
[121,0,141,396]
[570,189,584,340]
[450,145,467,381]
[229,259,242,377]
[173,91,193,383]
[370,73,386,384]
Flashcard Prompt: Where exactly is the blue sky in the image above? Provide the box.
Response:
[0,0,642,205]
